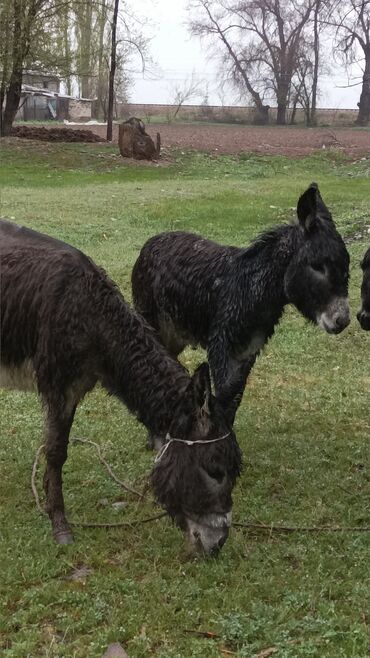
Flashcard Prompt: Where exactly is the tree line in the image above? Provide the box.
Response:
[0,0,146,137]
[0,0,369,136]
[188,0,370,126]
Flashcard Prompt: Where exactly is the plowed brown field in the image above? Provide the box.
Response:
[10,122,370,157]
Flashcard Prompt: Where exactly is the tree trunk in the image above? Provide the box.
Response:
[107,0,119,141]
[63,6,72,96]
[290,97,299,125]
[252,105,270,125]
[118,123,134,157]
[0,65,8,136]
[75,3,93,98]
[0,85,6,135]
[1,0,23,137]
[0,0,11,135]
[276,103,286,125]
[81,4,93,98]
[118,120,160,160]
[96,0,108,119]
[276,92,288,125]
[2,71,22,135]
[309,0,320,127]
[304,100,311,126]
[276,77,289,125]
[356,46,370,127]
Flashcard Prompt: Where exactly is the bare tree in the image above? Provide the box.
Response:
[188,0,269,123]
[188,0,316,125]
[105,1,147,138]
[168,71,205,121]
[288,0,334,126]
[329,0,370,125]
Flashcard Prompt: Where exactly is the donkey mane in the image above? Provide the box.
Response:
[239,208,337,263]
[236,223,296,261]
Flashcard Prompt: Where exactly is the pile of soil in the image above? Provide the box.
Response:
[11,125,105,143]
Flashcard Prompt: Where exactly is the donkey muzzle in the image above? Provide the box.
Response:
[357,308,370,331]
[185,513,231,557]
[317,297,350,334]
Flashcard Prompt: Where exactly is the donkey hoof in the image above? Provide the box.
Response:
[53,529,74,545]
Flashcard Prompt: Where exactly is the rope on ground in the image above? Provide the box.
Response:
[31,445,47,516]
[32,441,370,534]
[232,521,370,533]
[71,437,143,498]
[69,514,166,529]
[31,441,165,529]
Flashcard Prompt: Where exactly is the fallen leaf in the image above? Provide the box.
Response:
[254,647,278,658]
[101,642,128,658]
[65,565,93,583]
[112,501,127,511]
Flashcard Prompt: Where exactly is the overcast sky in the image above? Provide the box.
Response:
[130,0,363,109]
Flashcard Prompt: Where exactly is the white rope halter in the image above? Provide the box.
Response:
[154,432,230,464]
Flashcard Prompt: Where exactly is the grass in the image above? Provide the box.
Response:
[0,139,370,658]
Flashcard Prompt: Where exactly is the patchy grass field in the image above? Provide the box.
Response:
[0,140,370,658]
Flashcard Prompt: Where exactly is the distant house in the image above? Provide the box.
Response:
[23,71,61,93]
[15,71,93,122]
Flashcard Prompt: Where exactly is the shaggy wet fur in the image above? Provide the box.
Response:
[357,247,370,330]
[132,184,350,424]
[0,219,241,549]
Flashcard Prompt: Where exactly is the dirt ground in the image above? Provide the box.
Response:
[11,125,105,142]
[10,122,370,157]
[93,122,370,158]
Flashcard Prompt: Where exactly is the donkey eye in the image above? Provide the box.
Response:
[310,263,326,275]
[205,466,226,483]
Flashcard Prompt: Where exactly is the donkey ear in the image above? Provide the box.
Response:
[192,362,212,417]
[297,182,320,231]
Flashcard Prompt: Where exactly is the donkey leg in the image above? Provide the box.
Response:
[42,399,76,544]
[210,351,256,425]
[222,356,256,425]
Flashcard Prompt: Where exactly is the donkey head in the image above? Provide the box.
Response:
[284,183,350,334]
[150,363,241,557]
[357,247,370,330]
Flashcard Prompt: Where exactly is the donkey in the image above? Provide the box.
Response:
[0,219,241,556]
[132,183,350,426]
[357,247,370,330]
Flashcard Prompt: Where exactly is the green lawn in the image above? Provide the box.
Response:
[0,140,370,658]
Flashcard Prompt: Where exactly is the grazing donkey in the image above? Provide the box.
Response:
[132,183,350,425]
[0,219,241,556]
[357,247,370,330]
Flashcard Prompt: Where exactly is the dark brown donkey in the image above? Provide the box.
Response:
[0,219,241,556]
